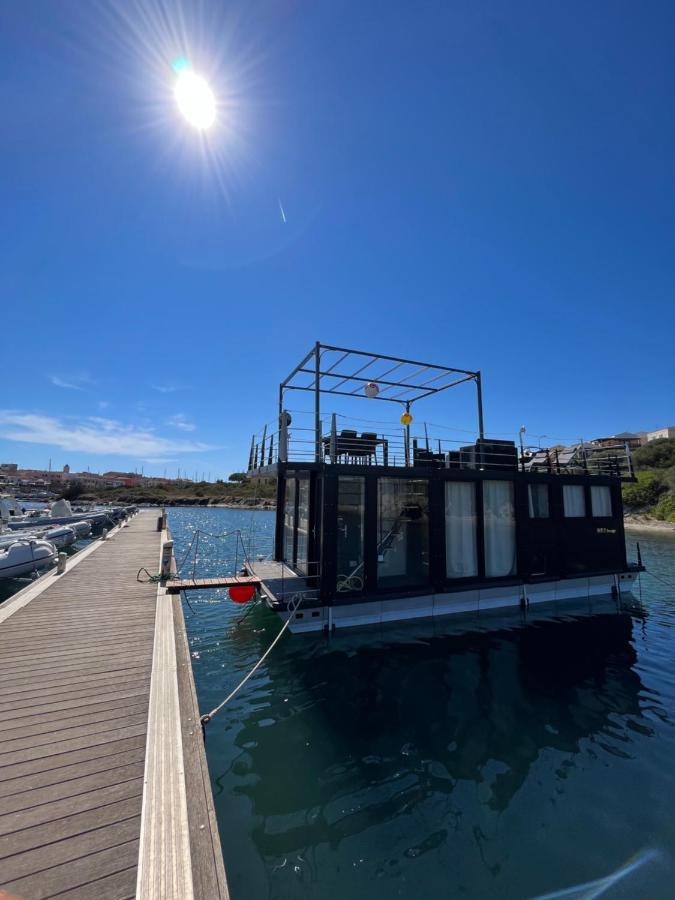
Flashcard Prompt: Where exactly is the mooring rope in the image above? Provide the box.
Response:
[200,593,303,738]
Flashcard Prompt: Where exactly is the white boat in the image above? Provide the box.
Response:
[70,520,92,540]
[41,526,76,550]
[0,539,57,579]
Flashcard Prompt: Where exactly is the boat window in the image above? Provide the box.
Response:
[563,484,586,518]
[283,478,296,562]
[296,479,310,573]
[591,485,612,517]
[445,481,478,578]
[337,477,365,593]
[528,484,549,518]
[377,479,430,588]
[483,480,517,577]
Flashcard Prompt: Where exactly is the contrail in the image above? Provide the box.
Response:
[278,199,287,224]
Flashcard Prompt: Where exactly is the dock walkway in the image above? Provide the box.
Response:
[0,510,227,900]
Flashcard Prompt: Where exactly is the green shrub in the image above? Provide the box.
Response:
[622,470,666,509]
[632,438,675,470]
[653,493,675,523]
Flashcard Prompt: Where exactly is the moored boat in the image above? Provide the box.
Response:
[0,539,57,579]
[245,343,643,633]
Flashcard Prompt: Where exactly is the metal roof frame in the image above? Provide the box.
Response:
[278,343,485,461]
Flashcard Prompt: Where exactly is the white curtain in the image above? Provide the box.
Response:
[591,485,612,517]
[528,484,549,518]
[483,480,517,577]
[446,482,478,578]
[563,484,586,517]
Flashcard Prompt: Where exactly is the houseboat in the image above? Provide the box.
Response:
[246,343,642,633]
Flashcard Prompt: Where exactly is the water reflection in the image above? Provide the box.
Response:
[230,604,656,864]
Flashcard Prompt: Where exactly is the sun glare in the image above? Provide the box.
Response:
[174,68,216,130]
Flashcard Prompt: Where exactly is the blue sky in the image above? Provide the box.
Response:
[2,1,673,478]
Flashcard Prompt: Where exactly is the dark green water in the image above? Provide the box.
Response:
[169,508,675,900]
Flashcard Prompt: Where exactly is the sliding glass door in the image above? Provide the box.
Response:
[445,481,478,578]
[377,479,429,588]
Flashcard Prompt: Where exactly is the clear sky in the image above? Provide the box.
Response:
[2,1,674,478]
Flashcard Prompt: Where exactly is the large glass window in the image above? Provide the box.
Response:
[337,477,365,593]
[528,484,550,518]
[296,479,310,573]
[563,484,586,517]
[483,480,517,577]
[591,485,612,517]
[377,479,429,588]
[445,481,478,578]
[283,478,296,563]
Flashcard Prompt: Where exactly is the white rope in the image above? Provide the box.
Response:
[201,593,302,728]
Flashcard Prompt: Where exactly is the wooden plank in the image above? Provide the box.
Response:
[173,594,230,899]
[0,696,148,737]
[0,711,148,755]
[0,734,147,783]
[0,762,144,818]
[0,518,131,626]
[136,533,194,899]
[0,721,147,770]
[53,865,137,900]
[3,838,140,899]
[0,778,142,838]
[0,750,146,801]
[0,816,140,883]
[0,698,148,750]
[0,683,150,718]
[0,795,142,859]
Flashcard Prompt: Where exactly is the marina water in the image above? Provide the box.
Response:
[174,508,675,898]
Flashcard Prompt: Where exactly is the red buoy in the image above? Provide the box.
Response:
[229,584,256,604]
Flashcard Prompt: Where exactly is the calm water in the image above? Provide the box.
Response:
[169,508,675,900]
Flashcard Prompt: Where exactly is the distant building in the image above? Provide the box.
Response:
[646,426,675,442]
[592,432,643,450]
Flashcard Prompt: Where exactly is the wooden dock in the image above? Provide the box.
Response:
[0,510,228,900]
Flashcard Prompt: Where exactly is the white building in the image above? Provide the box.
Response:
[646,426,675,442]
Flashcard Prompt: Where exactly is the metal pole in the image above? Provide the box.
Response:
[330,413,337,463]
[314,341,321,463]
[476,372,485,440]
[405,401,411,467]
[260,425,267,470]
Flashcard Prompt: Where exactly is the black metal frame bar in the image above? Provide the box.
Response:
[278,343,485,462]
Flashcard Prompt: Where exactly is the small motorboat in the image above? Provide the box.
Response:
[70,520,92,540]
[41,526,76,550]
[0,539,57,579]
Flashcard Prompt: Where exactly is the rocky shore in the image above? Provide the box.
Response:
[624,514,675,534]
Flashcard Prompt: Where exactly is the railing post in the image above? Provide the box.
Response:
[330,413,337,463]
[279,411,290,463]
[260,425,267,470]
[314,341,321,463]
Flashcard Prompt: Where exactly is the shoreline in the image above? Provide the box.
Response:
[624,515,675,535]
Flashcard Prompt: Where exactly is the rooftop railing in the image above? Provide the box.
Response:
[247,413,634,479]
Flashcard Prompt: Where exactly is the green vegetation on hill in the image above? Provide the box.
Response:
[78,476,276,508]
[623,439,675,522]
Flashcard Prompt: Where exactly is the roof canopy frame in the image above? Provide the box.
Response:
[277,343,486,463]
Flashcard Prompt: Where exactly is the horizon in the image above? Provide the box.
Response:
[2,1,674,477]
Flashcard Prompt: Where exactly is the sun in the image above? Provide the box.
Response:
[174,67,216,130]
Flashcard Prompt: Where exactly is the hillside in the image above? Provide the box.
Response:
[622,439,675,523]
[77,477,276,508]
